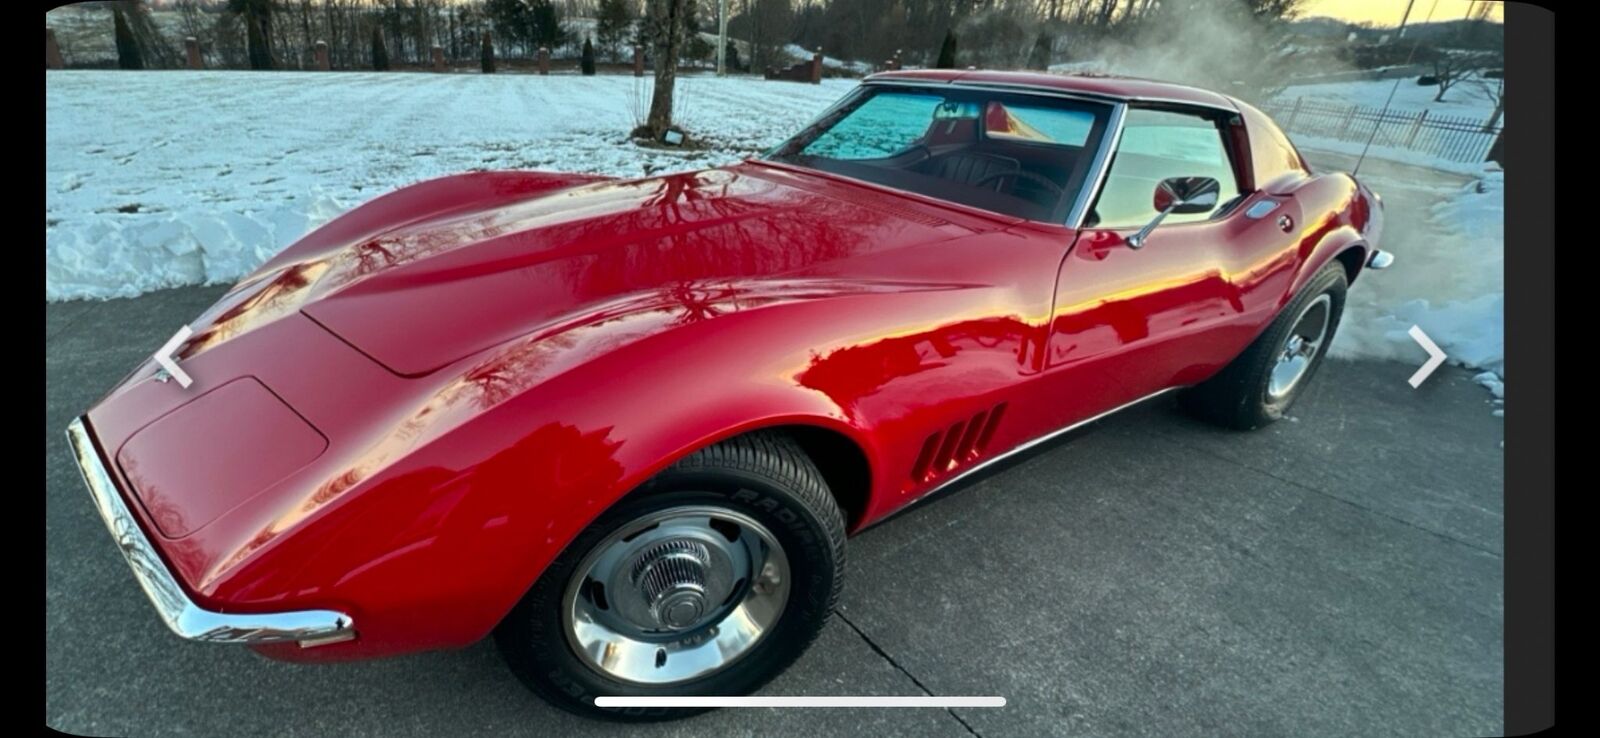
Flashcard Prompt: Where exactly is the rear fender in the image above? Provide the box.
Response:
[1285,225,1368,307]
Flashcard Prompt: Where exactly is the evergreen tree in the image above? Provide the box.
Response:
[934,29,957,69]
[113,7,144,70]
[528,0,568,51]
[581,37,597,75]
[681,0,711,68]
[371,26,390,70]
[485,0,530,56]
[481,30,496,73]
[595,0,633,62]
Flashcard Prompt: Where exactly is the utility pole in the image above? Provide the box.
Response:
[716,0,728,76]
[1396,0,1417,37]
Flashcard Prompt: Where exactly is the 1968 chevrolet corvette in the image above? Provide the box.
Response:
[67,70,1387,719]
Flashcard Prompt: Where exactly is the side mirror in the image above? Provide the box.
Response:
[1127,176,1222,250]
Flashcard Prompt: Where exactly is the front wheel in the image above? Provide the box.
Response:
[1181,260,1347,430]
[494,432,846,721]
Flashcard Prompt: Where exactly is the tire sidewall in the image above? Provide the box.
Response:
[1258,264,1347,421]
[496,468,840,721]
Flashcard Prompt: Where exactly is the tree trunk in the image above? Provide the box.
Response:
[245,6,275,70]
[1484,95,1505,132]
[642,0,687,139]
[372,26,390,71]
[113,8,144,70]
[117,1,178,68]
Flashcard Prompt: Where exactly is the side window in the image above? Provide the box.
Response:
[1089,108,1241,229]
[801,92,945,160]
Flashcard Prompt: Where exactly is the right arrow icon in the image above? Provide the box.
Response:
[1407,325,1447,388]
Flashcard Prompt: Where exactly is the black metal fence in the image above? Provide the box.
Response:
[1261,97,1503,164]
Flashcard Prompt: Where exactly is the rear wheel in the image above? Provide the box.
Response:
[494,431,845,721]
[1181,260,1347,430]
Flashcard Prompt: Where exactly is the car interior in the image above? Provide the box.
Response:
[772,93,1110,222]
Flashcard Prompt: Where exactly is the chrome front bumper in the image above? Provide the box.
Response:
[65,417,355,646]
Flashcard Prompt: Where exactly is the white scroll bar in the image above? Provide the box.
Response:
[594,696,1006,708]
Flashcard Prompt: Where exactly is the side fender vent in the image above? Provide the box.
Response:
[910,403,1008,485]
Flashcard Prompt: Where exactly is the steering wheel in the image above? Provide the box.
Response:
[972,169,1064,196]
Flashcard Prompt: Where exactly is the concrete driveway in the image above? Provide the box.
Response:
[45,286,1503,737]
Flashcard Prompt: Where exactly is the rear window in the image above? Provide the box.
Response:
[984,102,1096,146]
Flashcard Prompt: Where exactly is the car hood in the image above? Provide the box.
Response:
[180,164,982,376]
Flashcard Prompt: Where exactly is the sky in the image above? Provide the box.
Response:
[1299,0,1504,26]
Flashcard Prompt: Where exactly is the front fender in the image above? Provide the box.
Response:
[243,285,947,662]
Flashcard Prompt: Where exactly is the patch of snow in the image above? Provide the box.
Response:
[1327,168,1504,403]
[782,45,873,75]
[46,71,855,301]
[1295,135,1500,177]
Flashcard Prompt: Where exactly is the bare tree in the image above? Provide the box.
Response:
[175,0,209,42]
[1429,50,1493,103]
[228,0,277,70]
[1475,72,1504,131]
[113,6,144,69]
[115,0,180,68]
[637,0,690,139]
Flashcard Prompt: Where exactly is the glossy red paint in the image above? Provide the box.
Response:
[77,74,1381,663]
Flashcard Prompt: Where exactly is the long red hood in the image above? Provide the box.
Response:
[182,163,987,377]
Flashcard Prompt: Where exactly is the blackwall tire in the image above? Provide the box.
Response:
[1181,260,1348,430]
[494,431,846,721]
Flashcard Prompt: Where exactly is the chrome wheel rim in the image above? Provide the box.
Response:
[561,505,790,685]
[1267,294,1332,401]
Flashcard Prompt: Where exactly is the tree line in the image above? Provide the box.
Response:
[82,0,729,71]
[72,0,1320,73]
[65,0,1503,102]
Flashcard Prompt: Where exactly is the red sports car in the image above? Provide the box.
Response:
[67,70,1387,719]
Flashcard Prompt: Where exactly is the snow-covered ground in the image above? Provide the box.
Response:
[46,71,853,300]
[1272,72,1503,401]
[1276,75,1502,122]
[45,69,1502,408]
[1321,157,1504,396]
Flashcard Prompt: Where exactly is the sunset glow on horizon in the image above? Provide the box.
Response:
[1300,0,1504,27]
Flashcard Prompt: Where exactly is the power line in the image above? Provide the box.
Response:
[1356,0,1446,175]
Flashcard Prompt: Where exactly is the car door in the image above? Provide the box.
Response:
[1042,105,1301,426]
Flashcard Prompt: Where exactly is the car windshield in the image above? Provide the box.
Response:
[764,85,1114,222]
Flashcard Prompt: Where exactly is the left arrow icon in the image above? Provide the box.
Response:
[154,325,195,388]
